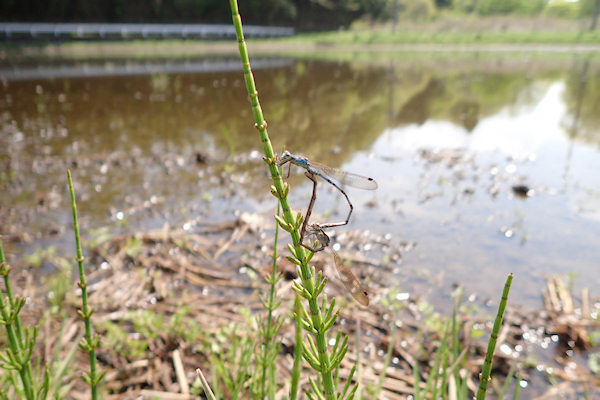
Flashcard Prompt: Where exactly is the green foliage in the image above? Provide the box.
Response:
[471,325,486,339]
[407,278,515,400]
[169,307,202,343]
[207,323,257,399]
[476,0,522,15]
[0,0,291,25]
[44,261,72,313]
[124,236,142,258]
[96,307,204,362]
[369,0,438,22]
[191,206,285,400]
[289,27,600,45]
[87,226,113,248]
[99,321,149,359]
[515,0,547,15]
[24,246,57,268]
[543,0,582,19]
[436,0,454,8]
[1,243,54,400]
[454,0,478,13]
[42,322,82,399]
[0,0,394,29]
[128,310,164,340]
[0,0,595,30]
[580,0,600,16]
[418,300,445,333]
[455,0,545,16]
[246,0,297,21]
[399,0,438,20]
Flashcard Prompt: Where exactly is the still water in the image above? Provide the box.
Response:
[1,54,599,308]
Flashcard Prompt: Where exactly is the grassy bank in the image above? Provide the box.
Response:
[288,28,600,46]
[283,15,600,45]
[1,16,599,61]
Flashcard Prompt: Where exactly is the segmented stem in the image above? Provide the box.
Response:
[476,273,513,400]
[229,2,337,397]
[67,170,101,399]
[0,241,35,400]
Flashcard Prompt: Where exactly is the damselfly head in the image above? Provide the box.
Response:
[277,150,293,166]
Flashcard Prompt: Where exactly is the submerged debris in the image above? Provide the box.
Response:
[512,184,534,198]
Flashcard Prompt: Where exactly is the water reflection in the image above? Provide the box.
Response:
[0,57,294,81]
[372,69,600,305]
[1,56,599,307]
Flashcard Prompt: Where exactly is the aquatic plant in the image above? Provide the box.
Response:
[229,1,363,398]
[0,241,38,399]
[67,170,104,399]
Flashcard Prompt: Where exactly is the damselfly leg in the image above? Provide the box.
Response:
[277,150,377,231]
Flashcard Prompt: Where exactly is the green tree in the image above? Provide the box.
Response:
[454,0,478,13]
[435,0,453,8]
[396,0,437,20]
[469,0,546,15]
[581,0,600,29]
[543,0,581,18]
[476,0,521,15]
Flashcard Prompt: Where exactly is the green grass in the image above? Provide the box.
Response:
[285,28,600,45]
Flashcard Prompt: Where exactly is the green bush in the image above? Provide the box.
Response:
[514,0,547,15]
[400,0,437,20]
[454,0,478,13]
[454,0,545,15]
[543,0,582,19]
[578,0,599,17]
[476,0,521,15]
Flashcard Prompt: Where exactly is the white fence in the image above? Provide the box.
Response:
[1,22,294,40]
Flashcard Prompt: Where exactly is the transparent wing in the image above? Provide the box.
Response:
[310,160,378,190]
[331,248,369,306]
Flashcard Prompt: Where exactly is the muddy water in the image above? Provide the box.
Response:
[1,55,599,308]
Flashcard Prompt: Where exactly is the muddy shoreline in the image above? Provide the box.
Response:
[3,212,598,398]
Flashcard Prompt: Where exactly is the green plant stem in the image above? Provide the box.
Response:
[412,361,421,400]
[451,287,463,394]
[290,295,303,400]
[0,244,24,340]
[373,322,395,397]
[261,202,283,400]
[476,273,513,400]
[512,375,522,400]
[0,241,35,400]
[425,323,448,398]
[229,1,337,398]
[67,170,100,400]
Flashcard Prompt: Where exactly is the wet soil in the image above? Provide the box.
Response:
[3,208,599,399]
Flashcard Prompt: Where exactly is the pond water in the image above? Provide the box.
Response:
[1,54,599,309]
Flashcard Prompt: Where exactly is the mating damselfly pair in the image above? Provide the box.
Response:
[277,150,377,306]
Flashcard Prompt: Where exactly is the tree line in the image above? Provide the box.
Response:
[1,0,598,30]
